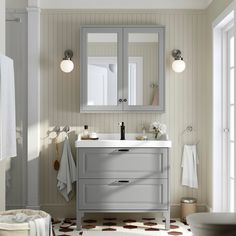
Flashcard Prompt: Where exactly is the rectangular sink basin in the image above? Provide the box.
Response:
[75,133,171,148]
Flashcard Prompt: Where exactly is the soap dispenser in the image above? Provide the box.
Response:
[82,125,89,139]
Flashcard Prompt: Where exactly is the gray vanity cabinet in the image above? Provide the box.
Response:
[76,147,170,230]
[80,25,165,113]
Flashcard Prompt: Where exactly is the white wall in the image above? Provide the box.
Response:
[39,0,212,9]
[205,0,233,210]
[6,0,27,8]
[0,0,5,212]
[40,9,208,217]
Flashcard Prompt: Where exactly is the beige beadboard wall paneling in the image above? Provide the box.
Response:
[40,9,207,217]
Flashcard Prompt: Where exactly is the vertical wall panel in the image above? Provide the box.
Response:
[40,9,207,216]
[6,12,27,209]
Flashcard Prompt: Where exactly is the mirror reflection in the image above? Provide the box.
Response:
[85,30,161,109]
[87,33,118,106]
[127,33,159,106]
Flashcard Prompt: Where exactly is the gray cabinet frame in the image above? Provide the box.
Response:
[123,27,165,111]
[76,147,170,231]
[80,25,165,113]
[80,27,123,112]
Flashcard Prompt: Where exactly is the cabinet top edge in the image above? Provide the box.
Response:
[75,140,172,148]
[80,25,165,28]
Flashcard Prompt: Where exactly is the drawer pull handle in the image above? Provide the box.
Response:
[117,180,130,184]
[117,149,130,152]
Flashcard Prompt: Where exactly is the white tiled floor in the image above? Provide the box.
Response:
[53,217,193,236]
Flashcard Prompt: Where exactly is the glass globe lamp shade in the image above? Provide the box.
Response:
[172,59,186,73]
[60,59,74,73]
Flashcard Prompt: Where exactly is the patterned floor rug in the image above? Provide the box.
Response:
[53,217,192,236]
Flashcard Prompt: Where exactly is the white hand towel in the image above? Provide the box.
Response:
[29,216,52,236]
[181,144,199,188]
[0,54,17,160]
[57,138,77,202]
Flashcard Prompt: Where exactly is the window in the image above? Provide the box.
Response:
[225,27,235,212]
[213,6,234,212]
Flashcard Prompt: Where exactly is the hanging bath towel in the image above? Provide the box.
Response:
[181,144,199,188]
[0,54,17,160]
[57,138,76,201]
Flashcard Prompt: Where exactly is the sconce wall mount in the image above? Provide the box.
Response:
[60,49,74,73]
[172,49,186,73]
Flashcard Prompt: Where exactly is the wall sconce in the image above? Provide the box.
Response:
[60,49,74,73]
[171,49,186,73]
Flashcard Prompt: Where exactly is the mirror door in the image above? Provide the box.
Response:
[123,27,165,111]
[80,27,123,111]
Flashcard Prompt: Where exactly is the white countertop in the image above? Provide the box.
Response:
[75,139,172,148]
[75,133,171,148]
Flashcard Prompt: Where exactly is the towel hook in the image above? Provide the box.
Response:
[62,125,70,133]
[185,125,193,133]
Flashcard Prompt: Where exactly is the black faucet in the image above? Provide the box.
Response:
[119,122,125,140]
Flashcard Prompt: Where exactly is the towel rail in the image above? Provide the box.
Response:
[180,125,200,145]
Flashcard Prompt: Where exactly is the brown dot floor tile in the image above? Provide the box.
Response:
[103,217,117,221]
[145,228,160,231]
[142,217,156,221]
[168,231,183,235]
[102,228,117,231]
[82,224,96,229]
[83,219,97,223]
[123,225,138,229]
[163,219,176,223]
[123,219,137,223]
[143,222,157,226]
[60,223,71,229]
[63,219,72,224]
[170,225,179,229]
[103,222,117,226]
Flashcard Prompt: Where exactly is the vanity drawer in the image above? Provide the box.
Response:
[78,148,168,178]
[78,178,168,210]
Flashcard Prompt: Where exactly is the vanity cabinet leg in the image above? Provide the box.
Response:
[76,211,84,231]
[163,212,170,230]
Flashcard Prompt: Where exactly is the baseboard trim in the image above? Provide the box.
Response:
[6,204,26,210]
[26,205,41,210]
[41,204,76,218]
[40,203,208,218]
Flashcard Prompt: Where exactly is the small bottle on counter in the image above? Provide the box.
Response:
[82,125,89,139]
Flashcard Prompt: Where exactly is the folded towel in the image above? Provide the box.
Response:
[57,138,77,201]
[0,54,17,160]
[181,144,199,188]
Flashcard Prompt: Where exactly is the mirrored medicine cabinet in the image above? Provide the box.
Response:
[80,25,165,112]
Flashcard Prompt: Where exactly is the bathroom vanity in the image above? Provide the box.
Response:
[75,137,171,230]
